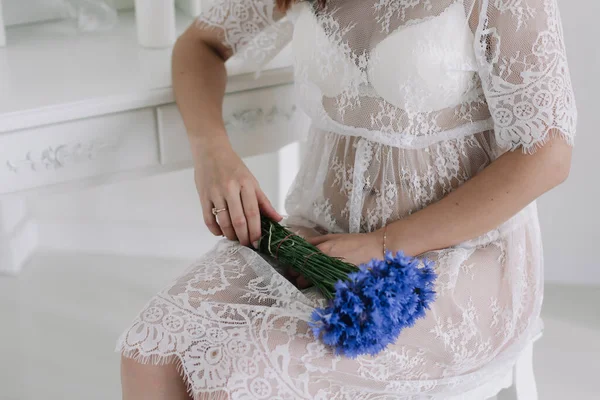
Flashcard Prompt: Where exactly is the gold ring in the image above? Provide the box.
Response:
[211,207,227,216]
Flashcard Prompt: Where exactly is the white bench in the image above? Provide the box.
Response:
[477,331,542,400]
[494,334,541,400]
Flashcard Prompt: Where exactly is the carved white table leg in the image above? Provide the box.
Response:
[0,196,37,275]
[0,0,7,47]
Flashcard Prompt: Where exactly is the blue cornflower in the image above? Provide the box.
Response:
[310,251,437,358]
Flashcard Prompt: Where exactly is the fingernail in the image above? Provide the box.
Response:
[252,241,259,249]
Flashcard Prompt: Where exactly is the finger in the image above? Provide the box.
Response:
[316,241,335,256]
[213,197,236,241]
[296,275,312,289]
[256,189,282,221]
[241,185,261,247]
[283,269,297,284]
[226,189,250,246]
[201,195,223,236]
[287,267,300,278]
[306,234,340,246]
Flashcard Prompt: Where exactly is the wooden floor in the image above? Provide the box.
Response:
[1,251,598,400]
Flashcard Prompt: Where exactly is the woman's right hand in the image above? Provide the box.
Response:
[193,137,283,247]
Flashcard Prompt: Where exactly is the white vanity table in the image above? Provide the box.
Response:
[0,10,298,275]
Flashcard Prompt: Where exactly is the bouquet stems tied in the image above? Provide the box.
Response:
[257,215,437,358]
[257,216,358,299]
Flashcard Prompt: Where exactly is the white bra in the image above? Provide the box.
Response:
[290,1,479,112]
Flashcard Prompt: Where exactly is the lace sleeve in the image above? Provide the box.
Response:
[195,0,294,72]
[474,0,577,153]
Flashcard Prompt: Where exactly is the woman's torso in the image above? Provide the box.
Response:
[289,0,494,147]
[285,0,506,234]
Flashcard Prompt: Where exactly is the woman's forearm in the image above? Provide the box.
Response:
[172,28,232,158]
[172,26,282,245]
[382,136,572,256]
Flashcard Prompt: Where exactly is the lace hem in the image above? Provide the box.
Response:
[512,126,575,155]
[116,320,542,400]
[119,350,230,400]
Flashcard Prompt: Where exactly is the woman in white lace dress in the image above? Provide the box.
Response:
[118,0,577,398]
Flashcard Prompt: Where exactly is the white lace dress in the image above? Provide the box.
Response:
[117,0,577,398]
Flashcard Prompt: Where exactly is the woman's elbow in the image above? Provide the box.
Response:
[539,135,573,187]
[175,24,231,62]
[552,156,571,186]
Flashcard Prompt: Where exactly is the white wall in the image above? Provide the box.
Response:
[28,150,287,259]
[3,0,71,26]
[29,155,278,229]
[2,0,187,26]
[535,1,600,284]
[27,0,600,284]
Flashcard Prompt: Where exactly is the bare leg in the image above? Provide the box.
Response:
[121,355,191,400]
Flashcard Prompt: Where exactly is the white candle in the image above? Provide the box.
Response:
[0,0,6,47]
[134,0,176,48]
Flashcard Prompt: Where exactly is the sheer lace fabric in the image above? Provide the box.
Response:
[117,0,576,398]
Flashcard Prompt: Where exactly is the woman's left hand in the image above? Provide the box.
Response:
[306,232,383,266]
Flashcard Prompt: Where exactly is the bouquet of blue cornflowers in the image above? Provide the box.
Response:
[257,216,437,358]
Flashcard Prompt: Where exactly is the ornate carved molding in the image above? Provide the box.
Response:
[6,140,118,173]
[224,104,297,131]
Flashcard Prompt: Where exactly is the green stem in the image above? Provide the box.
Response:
[257,216,359,298]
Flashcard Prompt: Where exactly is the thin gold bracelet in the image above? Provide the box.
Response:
[382,224,388,258]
